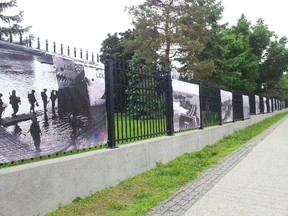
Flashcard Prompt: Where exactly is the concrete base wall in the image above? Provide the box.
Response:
[0,111,284,216]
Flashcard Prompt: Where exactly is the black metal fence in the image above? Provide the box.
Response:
[249,94,256,115]
[105,60,288,148]
[105,60,173,148]
[233,91,244,121]
[201,83,221,127]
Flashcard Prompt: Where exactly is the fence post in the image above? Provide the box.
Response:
[166,72,174,136]
[46,39,48,51]
[37,37,40,49]
[232,91,235,123]
[218,88,222,125]
[67,46,70,56]
[19,32,22,45]
[28,36,32,47]
[9,32,12,42]
[53,42,56,53]
[105,58,116,148]
[199,82,204,129]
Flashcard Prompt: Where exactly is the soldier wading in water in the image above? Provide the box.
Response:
[29,117,42,152]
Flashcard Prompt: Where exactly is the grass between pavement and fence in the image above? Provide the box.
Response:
[47,111,288,216]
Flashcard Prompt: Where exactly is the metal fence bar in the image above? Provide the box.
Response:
[105,59,116,148]
[233,91,244,121]
[198,82,204,129]
[218,88,222,125]
[249,94,256,115]
[166,73,174,135]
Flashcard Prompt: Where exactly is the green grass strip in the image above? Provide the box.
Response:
[47,111,288,216]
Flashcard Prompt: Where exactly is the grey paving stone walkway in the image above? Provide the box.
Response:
[145,116,288,216]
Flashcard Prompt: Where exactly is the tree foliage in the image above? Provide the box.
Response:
[125,0,223,78]
[99,1,288,99]
[99,30,135,63]
[273,73,288,100]
[0,0,31,39]
[204,15,275,92]
[259,37,288,95]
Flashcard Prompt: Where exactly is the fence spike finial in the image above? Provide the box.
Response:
[37,37,40,49]
[46,39,48,51]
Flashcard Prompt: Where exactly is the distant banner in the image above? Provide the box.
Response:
[263,97,267,113]
[220,90,233,123]
[255,95,260,114]
[172,80,201,131]
[269,99,272,112]
[0,43,106,163]
[242,95,250,119]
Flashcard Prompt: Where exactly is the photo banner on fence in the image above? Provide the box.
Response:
[172,79,201,131]
[0,42,106,163]
[242,95,250,119]
[255,95,260,114]
[220,90,233,123]
[269,99,272,112]
[263,97,267,113]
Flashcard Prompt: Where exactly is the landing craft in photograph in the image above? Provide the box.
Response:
[220,90,233,123]
[0,43,106,164]
[172,80,201,131]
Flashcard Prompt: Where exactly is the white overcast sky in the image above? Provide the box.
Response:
[12,0,288,54]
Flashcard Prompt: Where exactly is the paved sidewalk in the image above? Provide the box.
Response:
[146,116,288,216]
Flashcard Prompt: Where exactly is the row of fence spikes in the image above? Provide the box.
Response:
[0,32,100,62]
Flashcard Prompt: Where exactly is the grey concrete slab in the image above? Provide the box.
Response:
[184,117,288,216]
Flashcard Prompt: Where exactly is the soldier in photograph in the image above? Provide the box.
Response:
[28,90,38,114]
[50,90,58,114]
[41,88,48,112]
[0,93,4,120]
[29,117,42,152]
[9,90,21,117]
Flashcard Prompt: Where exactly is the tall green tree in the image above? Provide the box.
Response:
[207,15,260,92]
[259,37,288,95]
[99,33,122,62]
[249,18,273,59]
[125,0,223,78]
[273,73,288,100]
[0,0,31,39]
[99,30,135,63]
